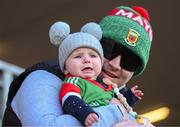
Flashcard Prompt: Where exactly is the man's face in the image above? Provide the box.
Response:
[100,38,139,86]
[101,56,134,86]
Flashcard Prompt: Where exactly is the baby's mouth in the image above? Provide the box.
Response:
[82,67,93,71]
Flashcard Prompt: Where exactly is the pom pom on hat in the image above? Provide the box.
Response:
[49,21,70,47]
[81,22,102,40]
[132,6,150,21]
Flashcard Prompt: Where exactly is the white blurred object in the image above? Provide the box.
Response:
[0,60,25,121]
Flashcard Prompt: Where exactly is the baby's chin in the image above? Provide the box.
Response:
[81,74,97,80]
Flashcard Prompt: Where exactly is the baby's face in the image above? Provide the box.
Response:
[64,47,102,80]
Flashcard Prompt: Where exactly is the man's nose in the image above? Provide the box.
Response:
[109,55,121,70]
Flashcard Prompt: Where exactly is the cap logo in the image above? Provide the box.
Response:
[125,29,140,46]
[109,8,152,42]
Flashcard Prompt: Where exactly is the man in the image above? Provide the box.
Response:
[2,5,153,127]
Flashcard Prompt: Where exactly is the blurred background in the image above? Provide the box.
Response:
[0,0,179,126]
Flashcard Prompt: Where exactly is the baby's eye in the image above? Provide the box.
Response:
[74,55,82,58]
[90,54,98,58]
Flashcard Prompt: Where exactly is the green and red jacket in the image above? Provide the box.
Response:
[60,74,115,108]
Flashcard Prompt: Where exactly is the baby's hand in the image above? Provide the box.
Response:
[85,113,99,127]
[131,85,144,100]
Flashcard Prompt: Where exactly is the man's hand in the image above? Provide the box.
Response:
[131,85,144,100]
[84,113,99,127]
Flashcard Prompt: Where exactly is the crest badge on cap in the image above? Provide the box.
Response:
[125,29,140,46]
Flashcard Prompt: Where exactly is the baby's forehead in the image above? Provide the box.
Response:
[71,47,99,54]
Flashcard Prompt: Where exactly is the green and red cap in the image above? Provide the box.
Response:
[100,6,153,75]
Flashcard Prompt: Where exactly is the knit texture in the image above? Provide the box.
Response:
[59,32,103,72]
[100,6,153,75]
[49,22,103,72]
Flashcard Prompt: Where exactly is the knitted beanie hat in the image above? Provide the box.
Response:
[99,6,153,75]
[49,21,103,72]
